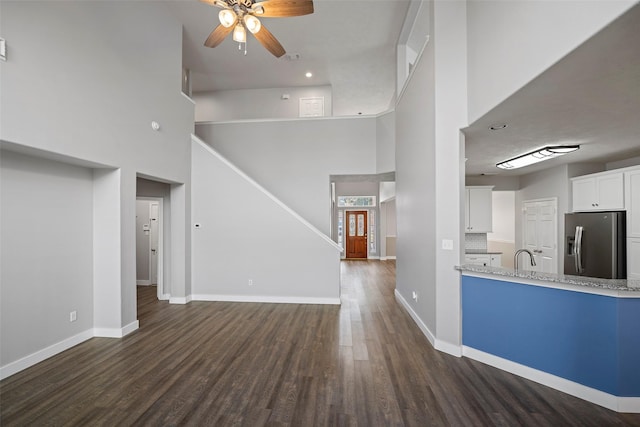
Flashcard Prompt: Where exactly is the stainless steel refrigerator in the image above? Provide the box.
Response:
[564,211,626,279]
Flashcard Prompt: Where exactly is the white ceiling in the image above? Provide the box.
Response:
[163,1,640,176]
[463,4,640,177]
[164,0,411,117]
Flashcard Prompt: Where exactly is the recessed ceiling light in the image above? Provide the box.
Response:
[489,124,508,130]
[305,72,313,78]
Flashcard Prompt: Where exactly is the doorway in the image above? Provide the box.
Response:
[136,197,164,299]
[345,210,368,259]
[522,198,558,273]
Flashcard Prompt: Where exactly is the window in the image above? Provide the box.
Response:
[337,196,376,208]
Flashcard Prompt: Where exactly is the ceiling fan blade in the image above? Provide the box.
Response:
[252,0,314,17]
[204,23,235,48]
[253,25,286,57]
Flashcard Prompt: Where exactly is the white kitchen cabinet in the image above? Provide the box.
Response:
[571,171,624,211]
[465,186,493,233]
[464,254,491,266]
[625,168,640,238]
[464,253,502,267]
[628,238,640,280]
[490,254,502,267]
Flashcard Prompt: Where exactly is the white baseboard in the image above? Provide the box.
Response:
[0,329,94,380]
[93,320,139,338]
[381,256,397,261]
[169,295,192,304]
[394,289,436,347]
[435,339,463,357]
[191,294,341,305]
[159,293,170,301]
[136,280,150,286]
[1,321,141,380]
[463,346,640,413]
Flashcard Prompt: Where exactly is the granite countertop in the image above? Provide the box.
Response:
[465,250,503,255]
[456,264,640,293]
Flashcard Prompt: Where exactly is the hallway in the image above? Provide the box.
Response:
[1,261,638,425]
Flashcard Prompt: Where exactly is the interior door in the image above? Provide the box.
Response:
[523,199,557,273]
[346,210,368,259]
[149,202,159,285]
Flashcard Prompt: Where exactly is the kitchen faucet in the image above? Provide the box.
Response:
[514,249,536,271]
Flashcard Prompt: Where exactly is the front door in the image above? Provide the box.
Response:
[346,210,368,259]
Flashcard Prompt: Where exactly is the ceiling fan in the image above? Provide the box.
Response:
[200,0,314,57]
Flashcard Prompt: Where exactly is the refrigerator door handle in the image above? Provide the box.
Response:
[575,226,584,274]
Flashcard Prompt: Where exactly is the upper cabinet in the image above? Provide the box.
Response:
[571,171,624,211]
[465,186,493,233]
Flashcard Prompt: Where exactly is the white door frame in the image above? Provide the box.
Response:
[137,196,165,301]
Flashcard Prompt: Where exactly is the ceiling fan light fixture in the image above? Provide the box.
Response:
[218,9,236,28]
[233,23,247,43]
[496,145,580,170]
[244,15,261,34]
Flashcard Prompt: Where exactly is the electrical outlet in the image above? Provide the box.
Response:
[69,311,77,322]
[248,279,253,286]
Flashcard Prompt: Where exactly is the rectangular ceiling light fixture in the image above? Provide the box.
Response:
[496,145,580,170]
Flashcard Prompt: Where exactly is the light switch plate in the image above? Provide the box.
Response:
[442,239,454,250]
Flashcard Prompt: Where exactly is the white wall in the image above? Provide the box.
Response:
[395,15,438,338]
[0,1,194,371]
[488,191,516,243]
[194,86,332,122]
[607,156,640,170]
[380,181,396,202]
[488,191,516,268]
[432,0,467,353]
[467,0,635,122]
[195,117,377,235]
[1,151,94,367]
[191,138,341,303]
[376,111,396,174]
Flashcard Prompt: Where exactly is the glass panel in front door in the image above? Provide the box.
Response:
[349,214,356,237]
[357,214,365,236]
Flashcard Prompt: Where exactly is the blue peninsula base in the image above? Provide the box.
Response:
[461,274,640,413]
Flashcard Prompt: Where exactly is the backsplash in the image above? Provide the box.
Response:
[465,233,488,251]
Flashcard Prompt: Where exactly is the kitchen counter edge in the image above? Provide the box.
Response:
[456,264,640,295]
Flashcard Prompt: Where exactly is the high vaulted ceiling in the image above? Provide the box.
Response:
[163,1,640,176]
[164,0,412,117]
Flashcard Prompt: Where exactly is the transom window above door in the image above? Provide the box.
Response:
[337,196,376,207]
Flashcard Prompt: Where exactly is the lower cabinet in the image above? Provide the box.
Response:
[490,254,502,268]
[465,254,502,267]
[629,238,640,280]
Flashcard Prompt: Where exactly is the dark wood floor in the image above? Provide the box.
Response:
[1,260,639,426]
